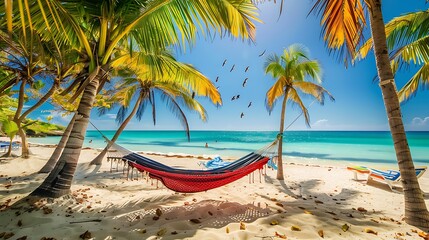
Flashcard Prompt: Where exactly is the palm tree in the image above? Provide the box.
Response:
[90,51,219,165]
[0,31,79,158]
[14,0,259,198]
[91,77,213,165]
[356,9,429,103]
[264,44,334,180]
[38,114,76,173]
[38,90,114,173]
[311,0,429,227]
[0,85,17,121]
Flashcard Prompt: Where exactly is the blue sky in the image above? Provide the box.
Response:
[31,0,429,131]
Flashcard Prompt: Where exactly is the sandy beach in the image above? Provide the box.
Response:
[0,143,428,240]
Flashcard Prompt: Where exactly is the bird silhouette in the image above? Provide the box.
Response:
[192,91,195,99]
[259,49,266,57]
[248,102,252,108]
[230,64,235,72]
[216,86,220,90]
[231,96,236,101]
[242,78,248,87]
[222,59,227,66]
[215,76,219,82]
[240,112,244,118]
[236,94,240,99]
[245,66,249,72]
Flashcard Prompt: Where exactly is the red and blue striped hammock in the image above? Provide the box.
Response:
[109,140,278,193]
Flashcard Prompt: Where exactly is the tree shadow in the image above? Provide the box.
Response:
[254,176,404,236]
[106,199,271,239]
[0,172,46,197]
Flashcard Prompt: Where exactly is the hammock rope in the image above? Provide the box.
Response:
[102,136,278,193]
[85,98,323,193]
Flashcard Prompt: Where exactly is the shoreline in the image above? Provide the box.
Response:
[0,144,428,239]
[27,140,402,169]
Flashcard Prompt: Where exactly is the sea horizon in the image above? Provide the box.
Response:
[30,130,429,168]
[88,129,429,132]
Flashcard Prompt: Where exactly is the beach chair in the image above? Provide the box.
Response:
[347,166,370,180]
[368,166,427,191]
[0,141,20,152]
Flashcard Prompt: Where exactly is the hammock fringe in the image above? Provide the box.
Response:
[105,139,279,193]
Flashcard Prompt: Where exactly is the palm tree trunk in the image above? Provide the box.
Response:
[277,87,289,180]
[17,125,29,158]
[31,70,101,198]
[17,84,58,158]
[39,114,76,173]
[90,94,144,165]
[14,78,28,158]
[5,141,12,157]
[368,0,429,228]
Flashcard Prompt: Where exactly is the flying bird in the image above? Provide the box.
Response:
[245,66,249,72]
[240,112,244,118]
[248,102,252,108]
[215,76,219,82]
[230,64,235,72]
[258,49,266,57]
[222,59,227,66]
[231,96,236,101]
[216,86,220,90]
[192,91,195,99]
[236,94,240,99]
[242,78,248,87]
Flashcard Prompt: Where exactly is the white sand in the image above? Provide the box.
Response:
[0,143,428,240]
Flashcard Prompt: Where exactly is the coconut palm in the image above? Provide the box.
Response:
[0,32,46,158]
[38,114,76,173]
[90,50,219,165]
[9,0,259,198]
[310,0,429,227]
[39,91,113,173]
[264,44,334,180]
[356,9,429,103]
[91,77,212,165]
[0,31,80,158]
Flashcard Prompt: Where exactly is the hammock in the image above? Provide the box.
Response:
[108,139,279,193]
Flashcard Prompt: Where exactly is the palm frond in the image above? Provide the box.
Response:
[310,0,366,63]
[264,54,283,78]
[265,76,286,111]
[136,93,150,121]
[158,90,192,141]
[149,90,156,126]
[113,50,221,105]
[288,88,311,127]
[116,106,128,124]
[286,44,311,60]
[390,36,429,65]
[155,81,208,121]
[398,63,429,103]
[294,60,322,83]
[293,81,335,104]
[357,10,429,60]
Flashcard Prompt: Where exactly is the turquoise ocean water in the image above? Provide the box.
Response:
[31,131,429,167]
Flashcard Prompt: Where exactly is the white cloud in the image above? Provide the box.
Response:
[406,116,429,131]
[313,119,328,127]
[106,114,117,119]
[411,117,429,126]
